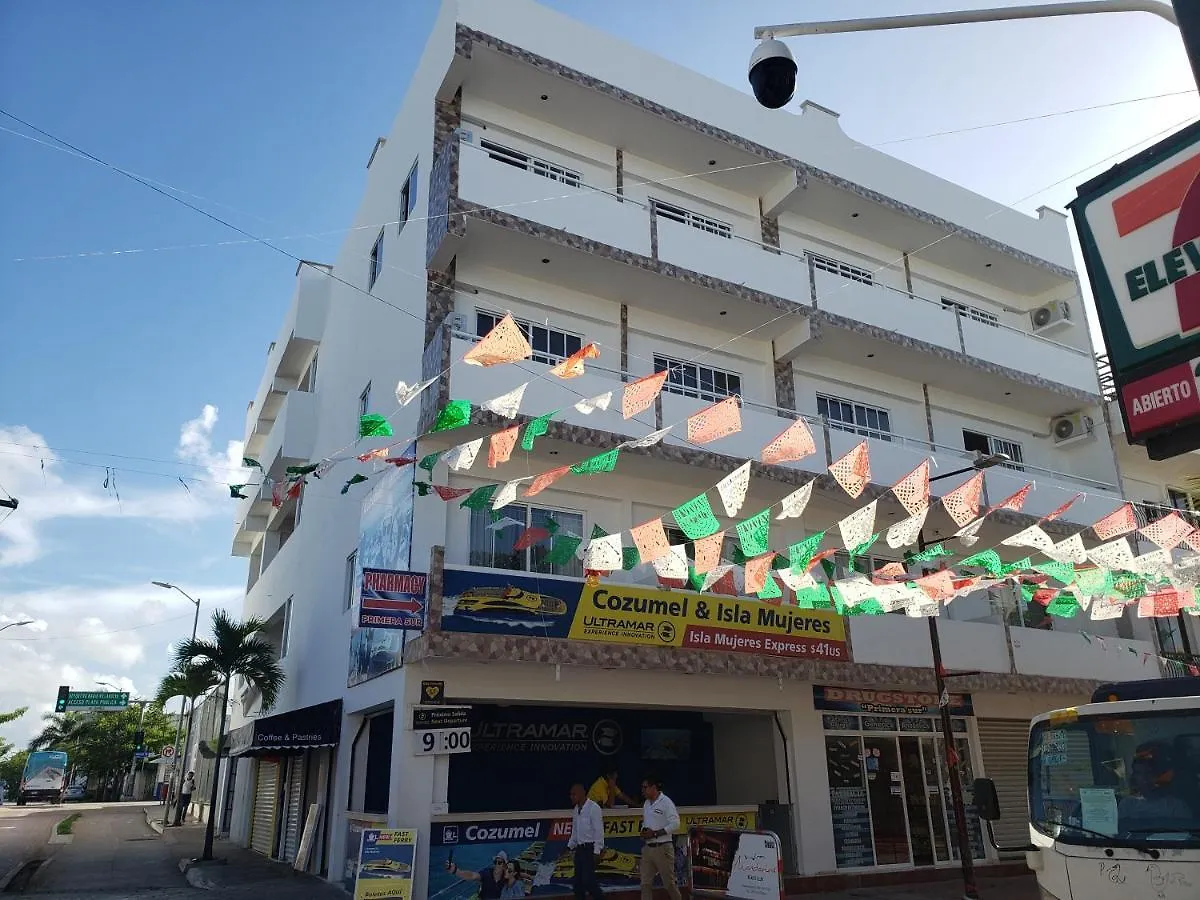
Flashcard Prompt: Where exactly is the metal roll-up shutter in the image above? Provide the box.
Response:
[281,756,305,862]
[250,760,280,856]
[977,719,1031,854]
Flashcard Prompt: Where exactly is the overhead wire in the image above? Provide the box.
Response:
[2,103,1196,532]
[5,86,1195,263]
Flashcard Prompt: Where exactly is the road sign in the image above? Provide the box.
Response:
[162,745,176,759]
[64,690,129,711]
[1072,120,1200,458]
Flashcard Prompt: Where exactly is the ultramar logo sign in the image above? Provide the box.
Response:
[569,584,847,661]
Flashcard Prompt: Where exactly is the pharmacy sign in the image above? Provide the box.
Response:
[1072,120,1200,453]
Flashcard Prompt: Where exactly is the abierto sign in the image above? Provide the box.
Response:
[1072,120,1200,454]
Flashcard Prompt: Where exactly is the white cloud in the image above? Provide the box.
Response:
[0,406,247,567]
[0,581,244,745]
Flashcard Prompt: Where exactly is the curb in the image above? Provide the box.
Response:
[48,817,74,845]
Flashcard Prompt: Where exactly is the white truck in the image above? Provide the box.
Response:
[975,678,1199,900]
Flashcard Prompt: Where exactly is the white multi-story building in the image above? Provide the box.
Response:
[218,1,1190,893]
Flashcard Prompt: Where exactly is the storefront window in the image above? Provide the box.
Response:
[468,504,583,578]
[823,716,983,870]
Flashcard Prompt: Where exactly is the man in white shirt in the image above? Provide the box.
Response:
[568,782,605,900]
[639,776,681,900]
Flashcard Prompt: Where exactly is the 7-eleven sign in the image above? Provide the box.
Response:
[1073,121,1200,447]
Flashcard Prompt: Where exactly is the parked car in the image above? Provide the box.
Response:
[63,784,86,802]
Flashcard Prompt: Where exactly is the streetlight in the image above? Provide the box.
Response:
[152,581,202,828]
[902,452,1008,900]
[747,2,1197,109]
[0,619,34,633]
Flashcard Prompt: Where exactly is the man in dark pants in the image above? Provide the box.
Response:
[568,783,605,900]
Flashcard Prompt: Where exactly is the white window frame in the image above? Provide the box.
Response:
[475,310,582,366]
[369,229,384,288]
[280,596,293,658]
[344,550,358,611]
[816,394,892,442]
[963,429,1024,470]
[468,502,584,578]
[399,160,418,232]
[651,198,732,238]
[808,252,873,285]
[479,139,582,187]
[941,297,999,327]
[653,355,742,403]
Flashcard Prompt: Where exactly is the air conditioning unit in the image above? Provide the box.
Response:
[1031,300,1072,334]
[1051,412,1094,446]
[448,312,467,335]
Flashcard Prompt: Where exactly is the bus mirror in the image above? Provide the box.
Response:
[973,777,1001,821]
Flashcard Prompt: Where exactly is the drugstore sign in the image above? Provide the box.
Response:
[1072,120,1200,443]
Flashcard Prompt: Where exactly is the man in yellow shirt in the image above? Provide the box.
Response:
[588,768,635,808]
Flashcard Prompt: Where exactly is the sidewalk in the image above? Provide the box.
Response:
[789,873,1040,900]
[146,809,346,898]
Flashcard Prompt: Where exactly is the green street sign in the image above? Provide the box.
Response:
[64,691,129,711]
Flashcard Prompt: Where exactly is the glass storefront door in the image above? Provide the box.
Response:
[823,715,983,870]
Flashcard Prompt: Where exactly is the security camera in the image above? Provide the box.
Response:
[748,38,797,109]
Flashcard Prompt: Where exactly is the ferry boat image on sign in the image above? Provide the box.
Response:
[451,586,567,617]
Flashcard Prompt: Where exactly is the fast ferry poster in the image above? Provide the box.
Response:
[354,829,417,900]
[441,569,578,639]
[428,814,719,898]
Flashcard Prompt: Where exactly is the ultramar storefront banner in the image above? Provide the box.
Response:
[571,583,847,660]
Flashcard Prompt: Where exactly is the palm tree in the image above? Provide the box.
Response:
[172,609,283,861]
[29,713,85,752]
[155,665,218,825]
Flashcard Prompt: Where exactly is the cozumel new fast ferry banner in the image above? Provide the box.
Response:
[441,568,847,661]
[1072,121,1200,441]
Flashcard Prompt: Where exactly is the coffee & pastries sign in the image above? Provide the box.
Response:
[569,584,846,661]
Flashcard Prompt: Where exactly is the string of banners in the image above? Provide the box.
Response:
[230,314,1200,620]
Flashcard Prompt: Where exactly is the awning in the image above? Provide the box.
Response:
[226,699,342,757]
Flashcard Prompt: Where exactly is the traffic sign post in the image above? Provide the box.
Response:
[62,690,130,712]
[162,745,176,759]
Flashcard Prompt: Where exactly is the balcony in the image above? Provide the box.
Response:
[258,389,319,474]
[654,218,807,306]
[457,143,650,257]
[850,616,1164,682]
[823,426,1125,528]
[809,269,1101,404]
[232,482,274,557]
[243,262,330,448]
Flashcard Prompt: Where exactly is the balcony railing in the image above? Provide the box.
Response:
[442,140,1101,397]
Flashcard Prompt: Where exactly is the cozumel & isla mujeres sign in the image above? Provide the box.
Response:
[439,568,847,661]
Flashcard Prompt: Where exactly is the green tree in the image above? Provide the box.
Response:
[154,665,217,821]
[173,609,283,860]
[0,750,28,798]
[29,706,177,800]
[0,706,28,761]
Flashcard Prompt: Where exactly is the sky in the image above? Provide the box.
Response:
[0,1,1197,745]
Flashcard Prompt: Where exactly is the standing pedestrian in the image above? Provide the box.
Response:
[639,776,681,900]
[175,771,195,826]
[568,783,605,900]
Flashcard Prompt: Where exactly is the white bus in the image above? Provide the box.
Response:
[975,678,1199,900]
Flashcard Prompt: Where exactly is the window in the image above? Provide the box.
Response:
[479,139,582,187]
[344,550,358,610]
[809,252,873,285]
[475,311,582,366]
[280,596,293,659]
[962,430,1024,470]
[1167,488,1200,529]
[369,229,384,288]
[941,298,998,326]
[468,504,584,578]
[651,199,732,238]
[298,352,318,392]
[653,355,742,403]
[817,394,892,442]
[399,160,418,232]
